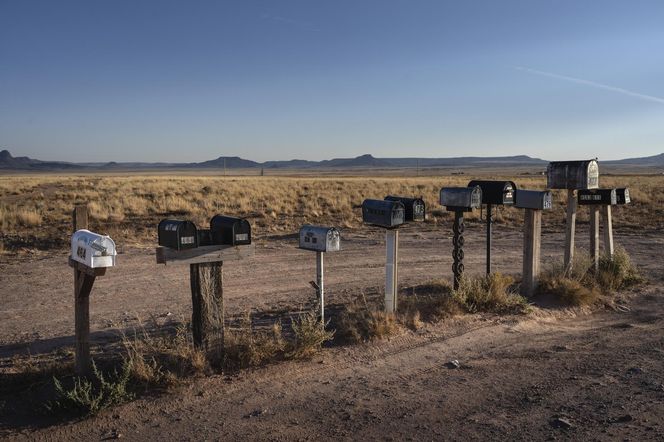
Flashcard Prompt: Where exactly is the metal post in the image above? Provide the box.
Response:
[486,203,492,274]
[564,189,577,270]
[452,210,465,290]
[316,251,325,324]
[385,229,399,312]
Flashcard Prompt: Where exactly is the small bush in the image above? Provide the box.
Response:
[223,315,286,371]
[401,279,464,323]
[336,294,400,344]
[596,247,643,291]
[538,274,600,306]
[455,273,528,314]
[288,311,334,360]
[50,360,133,416]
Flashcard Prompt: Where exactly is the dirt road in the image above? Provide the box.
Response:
[1,224,663,440]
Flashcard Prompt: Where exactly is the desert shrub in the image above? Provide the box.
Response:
[455,273,528,314]
[596,247,643,291]
[288,311,335,360]
[401,279,464,323]
[538,274,600,306]
[50,360,133,416]
[223,315,286,371]
[336,294,400,344]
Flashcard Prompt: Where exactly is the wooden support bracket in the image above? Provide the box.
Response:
[156,244,255,265]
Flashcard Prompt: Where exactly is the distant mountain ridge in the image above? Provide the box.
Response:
[1,149,662,171]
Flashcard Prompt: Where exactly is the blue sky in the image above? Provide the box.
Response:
[1,0,663,162]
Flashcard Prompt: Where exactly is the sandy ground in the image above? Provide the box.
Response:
[1,223,663,440]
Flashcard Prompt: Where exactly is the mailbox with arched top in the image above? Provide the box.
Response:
[467,180,516,206]
[362,199,405,229]
[515,189,553,210]
[578,188,617,206]
[71,229,117,268]
[547,159,599,190]
[616,188,630,205]
[299,225,341,253]
[210,215,252,246]
[440,186,482,211]
[158,219,198,250]
[384,196,426,222]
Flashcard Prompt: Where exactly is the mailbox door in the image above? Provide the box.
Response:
[325,228,341,252]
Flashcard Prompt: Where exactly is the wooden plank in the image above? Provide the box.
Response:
[316,251,325,325]
[190,262,224,360]
[385,229,398,312]
[156,243,255,265]
[521,209,541,297]
[73,204,88,233]
[72,203,91,376]
[602,204,614,257]
[590,206,600,270]
[564,189,577,270]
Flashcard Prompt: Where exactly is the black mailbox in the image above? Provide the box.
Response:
[440,186,482,211]
[578,188,617,205]
[362,199,405,228]
[467,180,516,206]
[547,159,599,189]
[197,229,213,246]
[210,215,252,246]
[616,188,630,205]
[514,189,553,210]
[158,219,198,250]
[384,196,425,222]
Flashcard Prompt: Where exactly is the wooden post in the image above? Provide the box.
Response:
[73,204,91,376]
[521,209,542,296]
[385,229,399,313]
[190,261,224,360]
[590,206,600,270]
[316,251,325,325]
[564,189,577,270]
[602,205,614,258]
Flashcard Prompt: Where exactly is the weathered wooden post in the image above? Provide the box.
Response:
[440,186,482,290]
[299,225,341,326]
[467,181,517,274]
[589,206,600,270]
[157,216,253,362]
[546,159,599,270]
[362,199,405,312]
[515,189,552,296]
[602,205,614,258]
[70,204,117,375]
[578,188,617,269]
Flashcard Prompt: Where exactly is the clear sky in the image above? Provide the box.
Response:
[1,0,663,162]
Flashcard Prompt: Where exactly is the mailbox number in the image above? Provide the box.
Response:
[180,236,195,245]
[235,234,249,242]
[77,246,86,260]
[543,199,552,209]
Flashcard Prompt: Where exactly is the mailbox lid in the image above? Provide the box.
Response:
[362,199,405,228]
[467,180,516,205]
[158,219,198,250]
[384,195,426,222]
[546,159,599,189]
[440,186,482,211]
[299,225,340,252]
[578,188,617,205]
[71,229,117,268]
[514,189,553,210]
[210,215,252,245]
[616,188,630,205]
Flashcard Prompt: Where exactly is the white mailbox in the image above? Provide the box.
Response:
[299,225,340,253]
[71,229,117,268]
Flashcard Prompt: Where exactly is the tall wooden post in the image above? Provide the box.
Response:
[316,251,325,324]
[385,229,399,313]
[521,209,542,296]
[590,206,600,270]
[190,261,224,359]
[73,204,91,376]
[602,205,614,258]
[564,189,577,270]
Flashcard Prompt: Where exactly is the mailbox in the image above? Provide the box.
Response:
[440,186,482,211]
[210,215,252,246]
[467,180,516,206]
[197,229,213,246]
[362,199,405,228]
[299,225,341,252]
[71,229,117,268]
[384,196,426,222]
[546,160,599,189]
[616,188,630,205]
[158,219,198,250]
[578,189,617,205]
[515,189,553,210]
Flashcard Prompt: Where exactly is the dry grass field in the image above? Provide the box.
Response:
[1,172,663,252]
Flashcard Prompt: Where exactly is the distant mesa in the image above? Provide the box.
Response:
[1,149,663,171]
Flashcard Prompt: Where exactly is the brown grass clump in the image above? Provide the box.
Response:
[288,311,335,360]
[596,247,643,291]
[401,279,464,324]
[455,273,529,314]
[335,294,400,344]
[223,315,286,371]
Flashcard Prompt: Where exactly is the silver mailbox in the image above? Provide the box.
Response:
[71,229,117,268]
[299,225,340,252]
[514,189,553,210]
[546,159,599,190]
[440,186,482,211]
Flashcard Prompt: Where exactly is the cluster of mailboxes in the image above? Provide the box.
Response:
[362,196,426,228]
[158,215,252,250]
[467,180,516,206]
[298,225,341,252]
[71,229,117,268]
[578,188,630,206]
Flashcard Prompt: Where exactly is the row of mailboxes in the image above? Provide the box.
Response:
[299,225,341,252]
[384,196,426,222]
[578,188,631,206]
[440,186,482,211]
[467,180,516,206]
[71,229,117,268]
[547,159,599,190]
[362,199,406,228]
[158,216,252,250]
